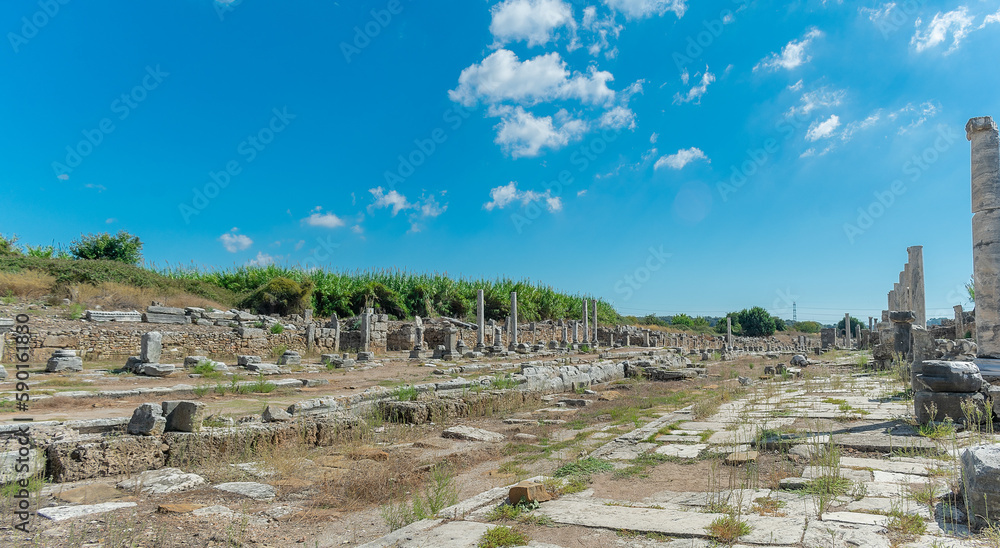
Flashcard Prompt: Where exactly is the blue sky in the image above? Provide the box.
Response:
[2,0,999,323]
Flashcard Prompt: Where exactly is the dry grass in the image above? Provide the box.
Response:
[72,281,227,310]
[0,270,56,299]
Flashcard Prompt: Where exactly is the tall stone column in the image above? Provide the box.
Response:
[844,313,851,347]
[970,117,1000,367]
[582,300,589,343]
[907,246,926,327]
[508,292,518,351]
[592,299,599,346]
[475,289,485,351]
[900,268,910,311]
[357,308,374,361]
[955,305,966,339]
[726,317,732,348]
[892,283,901,310]
[572,320,579,344]
[332,313,340,353]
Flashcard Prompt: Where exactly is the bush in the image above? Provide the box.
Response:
[0,234,21,256]
[239,276,313,316]
[836,316,865,336]
[70,231,143,265]
[270,323,284,334]
[792,321,822,333]
[736,307,775,337]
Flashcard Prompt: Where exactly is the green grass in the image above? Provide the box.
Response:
[613,452,674,479]
[490,375,520,390]
[553,458,613,477]
[706,515,751,544]
[477,525,529,548]
[885,509,926,544]
[247,374,276,393]
[191,360,223,379]
[392,385,419,402]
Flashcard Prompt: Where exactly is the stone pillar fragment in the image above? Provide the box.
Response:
[583,300,589,343]
[475,289,485,352]
[969,117,1000,364]
[907,246,926,327]
[955,305,966,339]
[357,308,374,361]
[332,313,340,353]
[844,313,851,348]
[726,317,732,348]
[592,300,598,346]
[509,292,518,351]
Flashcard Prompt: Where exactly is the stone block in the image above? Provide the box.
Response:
[144,312,190,324]
[118,467,206,495]
[127,403,166,435]
[914,360,983,393]
[262,405,292,422]
[124,356,143,373]
[442,425,504,442]
[508,480,551,504]
[46,352,83,372]
[277,351,301,366]
[184,356,209,368]
[238,327,266,339]
[914,390,988,424]
[237,355,262,366]
[86,310,142,322]
[163,401,207,432]
[141,332,162,363]
[148,305,185,316]
[141,363,176,377]
[962,444,1000,527]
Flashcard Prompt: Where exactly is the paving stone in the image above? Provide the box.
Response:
[442,426,505,442]
[54,484,124,504]
[654,443,706,459]
[840,457,931,476]
[118,467,206,495]
[38,502,137,521]
[725,451,759,465]
[821,511,889,526]
[214,481,276,500]
[801,519,889,548]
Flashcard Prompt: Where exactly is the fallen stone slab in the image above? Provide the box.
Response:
[442,425,505,442]
[263,405,292,422]
[214,481,276,500]
[654,444,706,459]
[38,502,138,521]
[361,520,491,548]
[802,519,889,548]
[127,403,166,436]
[118,467,207,495]
[86,310,142,322]
[54,484,124,505]
[144,312,190,324]
[140,363,177,377]
[356,519,443,548]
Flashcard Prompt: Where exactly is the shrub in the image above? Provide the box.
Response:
[270,323,284,334]
[792,321,822,333]
[706,515,751,544]
[239,276,312,316]
[736,307,775,337]
[478,525,529,548]
[70,231,143,265]
[0,234,21,256]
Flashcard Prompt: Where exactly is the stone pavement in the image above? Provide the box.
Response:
[361,372,994,547]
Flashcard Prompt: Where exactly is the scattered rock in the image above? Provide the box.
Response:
[214,481,276,500]
[263,405,293,422]
[508,480,551,504]
[38,502,137,521]
[158,503,206,514]
[118,467,207,495]
[127,403,166,436]
[442,425,505,442]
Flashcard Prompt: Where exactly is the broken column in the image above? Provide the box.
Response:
[592,299,598,347]
[908,246,926,327]
[582,300,589,344]
[409,316,424,359]
[357,308,374,362]
[890,311,915,361]
[844,313,851,348]
[955,305,966,339]
[726,317,732,349]
[912,331,985,424]
[475,289,486,352]
[508,292,518,351]
[332,313,340,353]
[969,116,1000,375]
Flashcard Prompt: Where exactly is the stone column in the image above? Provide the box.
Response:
[332,313,340,353]
[583,300,589,343]
[907,246,926,327]
[887,290,894,312]
[844,313,851,347]
[955,305,966,339]
[726,317,732,348]
[892,283,901,310]
[475,289,485,351]
[970,116,1000,363]
[509,292,518,351]
[306,323,315,352]
[592,299,598,346]
[304,308,313,324]
[572,321,579,344]
[890,311,915,360]
[357,308,374,361]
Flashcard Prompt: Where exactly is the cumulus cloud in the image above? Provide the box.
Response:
[490,0,575,47]
[673,68,715,105]
[840,111,881,141]
[582,5,623,57]
[491,105,588,158]
[369,187,411,216]
[754,28,823,72]
[484,181,563,212]
[367,187,448,232]
[219,228,253,253]
[302,206,346,228]
[601,0,687,19]
[806,115,841,141]
[654,147,708,170]
[598,105,636,130]
[247,251,275,267]
[912,7,974,53]
[449,50,615,107]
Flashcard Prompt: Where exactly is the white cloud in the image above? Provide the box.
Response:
[800,148,816,158]
[649,132,658,144]
[85,184,106,192]
[806,115,841,141]
[420,195,447,218]
[598,105,636,130]
[601,0,687,19]
[860,2,896,24]
[105,218,116,224]
[895,101,939,134]
[577,189,588,197]
[582,6,623,57]
[219,228,253,253]
[788,86,845,117]
[351,225,363,234]
[673,68,715,105]
[484,181,562,212]
[369,187,411,216]
[56,173,69,181]
[984,8,1000,27]
[754,28,823,72]
[491,105,587,158]
[490,0,575,47]
[247,251,274,267]
[840,111,881,141]
[654,147,708,170]
[449,50,615,107]
[788,80,803,92]
[294,240,305,251]
[302,207,346,229]
[912,8,974,53]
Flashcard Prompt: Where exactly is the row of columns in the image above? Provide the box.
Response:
[885,246,926,328]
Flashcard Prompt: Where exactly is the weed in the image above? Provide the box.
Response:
[554,458,612,477]
[885,509,926,545]
[478,525,529,547]
[485,498,539,522]
[191,359,223,379]
[379,464,459,531]
[490,375,520,390]
[918,420,956,440]
[706,515,751,544]
[270,323,284,334]
[192,384,210,398]
[248,373,276,393]
[392,384,419,402]
[750,496,786,517]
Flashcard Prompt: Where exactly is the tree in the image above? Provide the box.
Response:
[240,276,314,316]
[773,317,786,331]
[670,313,694,328]
[0,233,21,256]
[836,316,865,335]
[736,307,776,337]
[792,321,822,333]
[70,231,143,264]
[715,312,740,335]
